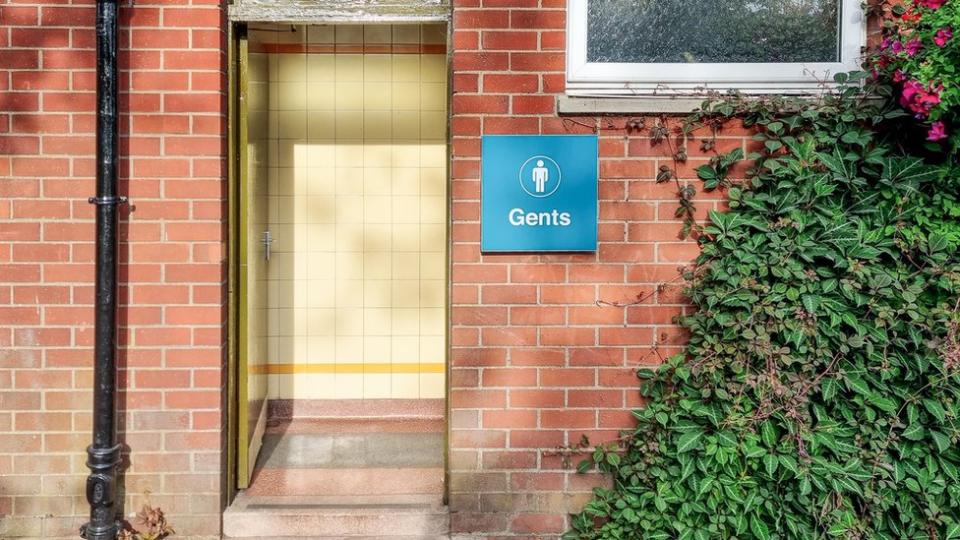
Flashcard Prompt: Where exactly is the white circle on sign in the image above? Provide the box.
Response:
[518,155,562,198]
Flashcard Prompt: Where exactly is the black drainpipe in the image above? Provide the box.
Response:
[81,0,123,538]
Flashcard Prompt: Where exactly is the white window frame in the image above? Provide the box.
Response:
[566,0,866,96]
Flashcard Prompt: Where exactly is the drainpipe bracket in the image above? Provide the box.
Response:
[88,196,128,206]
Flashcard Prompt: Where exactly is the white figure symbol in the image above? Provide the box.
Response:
[532,160,549,193]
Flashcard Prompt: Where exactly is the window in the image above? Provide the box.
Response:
[566,0,865,96]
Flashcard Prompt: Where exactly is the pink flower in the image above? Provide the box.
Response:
[891,40,906,54]
[893,69,907,82]
[900,80,943,118]
[934,27,953,47]
[905,38,923,56]
[919,0,947,9]
[927,121,948,141]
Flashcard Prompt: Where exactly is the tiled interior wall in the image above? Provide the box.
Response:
[248,24,448,400]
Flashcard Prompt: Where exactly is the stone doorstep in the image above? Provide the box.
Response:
[245,467,445,497]
[223,493,450,538]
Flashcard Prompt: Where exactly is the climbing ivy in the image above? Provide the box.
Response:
[566,74,960,539]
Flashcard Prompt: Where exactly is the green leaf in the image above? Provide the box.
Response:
[750,516,771,540]
[676,429,704,453]
[932,431,952,453]
[902,423,925,441]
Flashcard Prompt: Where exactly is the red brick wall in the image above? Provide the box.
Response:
[447,1,734,537]
[0,1,226,538]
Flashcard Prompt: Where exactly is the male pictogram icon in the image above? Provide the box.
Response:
[532,160,549,193]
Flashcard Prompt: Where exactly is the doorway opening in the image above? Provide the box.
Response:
[226,22,449,538]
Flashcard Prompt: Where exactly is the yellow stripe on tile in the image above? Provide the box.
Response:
[252,363,445,375]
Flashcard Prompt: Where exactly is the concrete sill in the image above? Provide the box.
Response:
[557,95,707,115]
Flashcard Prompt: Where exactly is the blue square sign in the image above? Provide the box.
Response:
[481,135,598,252]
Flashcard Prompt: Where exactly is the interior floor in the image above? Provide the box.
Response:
[247,399,444,499]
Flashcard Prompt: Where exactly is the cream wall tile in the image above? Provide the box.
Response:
[334,374,363,398]
[420,335,445,360]
[392,311,420,336]
[392,252,420,278]
[364,374,392,399]
[363,167,392,193]
[421,196,446,224]
[392,55,420,81]
[392,280,420,308]
[305,196,336,225]
[305,252,336,279]
[334,167,364,195]
[420,309,444,336]
[364,25,393,44]
[335,112,364,139]
[393,224,420,252]
[393,196,421,224]
[363,336,392,364]
[363,280,392,308]
[364,196,392,223]
[335,55,364,81]
[393,168,420,195]
[363,224,391,252]
[335,25,363,44]
[393,112,422,141]
[420,83,446,111]
[276,82,307,111]
[307,223,336,250]
[277,110,307,140]
[306,83,336,111]
[335,82,364,110]
[363,114,393,139]
[306,282,336,309]
[391,145,421,168]
[335,280,364,307]
[420,167,445,196]
[420,112,447,139]
[335,308,364,336]
[419,373,445,399]
[364,311,392,337]
[363,54,392,81]
[392,82,420,111]
[392,24,420,44]
[391,374,419,399]
[335,196,363,223]
[307,336,336,362]
[305,144,335,168]
[308,25,335,44]
[420,225,445,252]
[421,280,445,308]
[307,111,336,138]
[363,83,392,110]
[336,224,364,253]
[278,54,307,82]
[421,144,446,167]
[307,166,336,194]
[306,308,335,335]
[307,55,336,82]
[422,24,446,45]
[363,252,392,279]
[421,55,446,82]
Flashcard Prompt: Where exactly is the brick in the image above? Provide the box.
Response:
[482,30,538,50]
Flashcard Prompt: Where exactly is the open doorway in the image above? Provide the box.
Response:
[226,22,449,538]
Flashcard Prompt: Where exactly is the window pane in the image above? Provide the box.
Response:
[587,0,841,64]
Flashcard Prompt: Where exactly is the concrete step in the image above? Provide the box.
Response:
[246,467,444,497]
[223,493,450,538]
